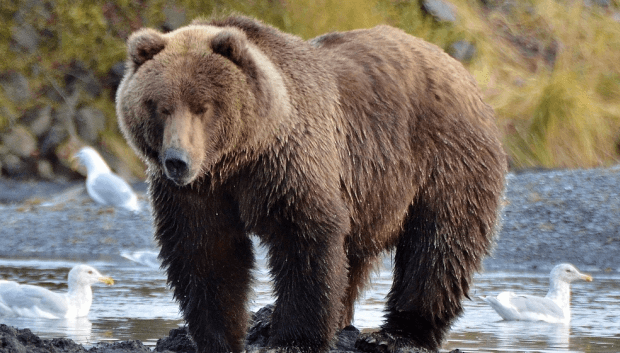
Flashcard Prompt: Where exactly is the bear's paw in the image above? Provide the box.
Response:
[355,331,437,353]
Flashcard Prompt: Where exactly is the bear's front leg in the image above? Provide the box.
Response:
[176,235,254,353]
[265,217,349,353]
[165,233,254,353]
[152,180,254,353]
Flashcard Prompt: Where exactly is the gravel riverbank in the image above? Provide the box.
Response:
[1,166,619,352]
[2,166,619,271]
[486,166,620,272]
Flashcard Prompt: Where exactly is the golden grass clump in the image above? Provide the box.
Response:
[448,0,620,168]
[520,70,616,167]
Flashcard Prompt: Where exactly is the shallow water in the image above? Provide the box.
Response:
[0,251,618,352]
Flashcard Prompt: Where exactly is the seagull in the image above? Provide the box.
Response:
[481,263,592,324]
[74,146,141,212]
[0,264,114,319]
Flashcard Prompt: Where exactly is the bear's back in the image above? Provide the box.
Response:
[310,25,496,130]
[305,25,505,249]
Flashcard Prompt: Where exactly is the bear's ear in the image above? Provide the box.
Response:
[127,28,167,67]
[210,31,251,68]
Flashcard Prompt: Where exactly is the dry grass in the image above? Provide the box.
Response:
[449,0,620,168]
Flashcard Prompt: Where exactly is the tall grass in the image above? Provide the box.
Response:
[446,0,620,168]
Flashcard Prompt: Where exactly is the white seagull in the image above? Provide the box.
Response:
[74,146,141,212]
[481,263,592,324]
[0,264,114,319]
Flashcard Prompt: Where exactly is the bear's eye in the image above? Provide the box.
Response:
[193,106,207,115]
[160,107,172,116]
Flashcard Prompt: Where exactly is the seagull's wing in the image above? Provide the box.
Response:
[0,280,19,293]
[88,172,136,207]
[0,284,69,318]
[482,292,564,322]
[0,281,20,315]
[508,294,564,319]
[482,293,522,321]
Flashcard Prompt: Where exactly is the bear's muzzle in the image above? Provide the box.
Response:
[163,148,191,186]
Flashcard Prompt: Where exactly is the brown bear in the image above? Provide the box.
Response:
[116,15,506,353]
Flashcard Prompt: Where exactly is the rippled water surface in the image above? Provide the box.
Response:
[1,251,618,352]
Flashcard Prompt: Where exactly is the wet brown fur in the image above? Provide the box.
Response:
[116,15,507,353]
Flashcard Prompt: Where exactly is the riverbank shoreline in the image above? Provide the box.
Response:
[2,166,619,271]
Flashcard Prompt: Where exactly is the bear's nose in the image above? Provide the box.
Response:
[163,148,190,184]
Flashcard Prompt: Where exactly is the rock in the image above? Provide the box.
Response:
[0,106,18,128]
[0,324,87,353]
[53,90,80,136]
[245,305,274,349]
[584,0,611,7]
[334,326,361,351]
[449,40,477,62]
[1,153,28,178]
[479,0,516,13]
[37,159,55,179]
[75,107,106,143]
[54,135,81,166]
[0,71,32,103]
[104,62,126,99]
[90,340,151,353]
[65,62,102,98]
[155,326,196,353]
[43,77,70,103]
[10,23,40,53]
[162,5,187,31]
[422,0,457,23]
[40,123,69,157]
[154,305,459,353]
[12,1,53,25]
[0,316,464,353]
[22,105,53,137]
[1,125,37,158]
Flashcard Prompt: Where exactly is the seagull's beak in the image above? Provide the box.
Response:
[582,273,593,282]
[98,276,115,285]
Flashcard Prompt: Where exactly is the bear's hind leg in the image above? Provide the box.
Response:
[356,203,479,352]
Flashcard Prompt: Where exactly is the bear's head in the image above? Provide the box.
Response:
[116,21,290,186]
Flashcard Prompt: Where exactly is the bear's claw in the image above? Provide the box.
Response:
[355,331,437,353]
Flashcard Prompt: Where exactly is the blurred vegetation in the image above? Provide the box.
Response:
[1,0,620,176]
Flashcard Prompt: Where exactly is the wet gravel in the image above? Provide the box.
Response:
[1,166,619,271]
[1,166,619,352]
[485,166,620,272]
[0,181,155,262]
